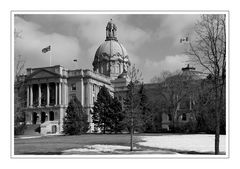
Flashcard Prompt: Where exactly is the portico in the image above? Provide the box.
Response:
[26,82,62,108]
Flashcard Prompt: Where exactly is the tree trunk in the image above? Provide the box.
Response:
[130,115,133,151]
[215,109,220,154]
[103,123,106,134]
[214,80,220,155]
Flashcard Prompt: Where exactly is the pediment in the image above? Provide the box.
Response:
[28,69,59,79]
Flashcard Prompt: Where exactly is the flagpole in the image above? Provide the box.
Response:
[49,50,51,66]
[74,59,77,69]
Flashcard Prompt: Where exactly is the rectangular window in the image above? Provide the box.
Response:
[71,83,76,91]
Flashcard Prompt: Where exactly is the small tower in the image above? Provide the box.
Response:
[105,19,118,41]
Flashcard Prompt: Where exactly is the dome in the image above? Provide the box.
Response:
[94,40,129,63]
[92,19,131,79]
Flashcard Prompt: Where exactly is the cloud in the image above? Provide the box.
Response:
[156,15,200,44]
[71,15,150,66]
[14,14,199,83]
[14,16,82,70]
[116,21,150,51]
[142,54,189,82]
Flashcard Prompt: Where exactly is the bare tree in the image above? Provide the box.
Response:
[14,28,25,80]
[14,27,27,135]
[153,71,197,132]
[123,64,143,151]
[186,14,226,154]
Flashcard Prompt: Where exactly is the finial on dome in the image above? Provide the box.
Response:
[106,19,118,41]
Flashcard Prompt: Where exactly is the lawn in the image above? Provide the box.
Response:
[14,134,226,155]
[14,134,144,155]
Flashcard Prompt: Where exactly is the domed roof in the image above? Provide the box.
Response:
[92,19,131,78]
[94,40,129,62]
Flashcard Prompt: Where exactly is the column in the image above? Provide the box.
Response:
[85,81,90,108]
[86,81,91,122]
[90,83,93,106]
[47,83,50,106]
[80,78,84,105]
[46,112,49,121]
[64,83,67,106]
[30,85,33,107]
[27,85,29,107]
[87,82,94,132]
[55,83,58,106]
[59,83,61,105]
[62,82,66,106]
[38,84,41,107]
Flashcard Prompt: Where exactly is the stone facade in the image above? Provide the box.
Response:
[21,20,130,135]
[23,65,120,134]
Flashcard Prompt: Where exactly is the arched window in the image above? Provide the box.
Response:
[41,112,46,123]
[49,111,54,121]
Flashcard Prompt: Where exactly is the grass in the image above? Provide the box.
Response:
[14,133,224,155]
[14,134,146,155]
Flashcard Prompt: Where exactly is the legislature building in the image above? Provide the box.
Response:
[17,20,131,134]
[15,20,204,135]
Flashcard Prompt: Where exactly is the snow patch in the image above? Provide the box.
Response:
[138,134,226,153]
[16,136,42,139]
[63,144,131,153]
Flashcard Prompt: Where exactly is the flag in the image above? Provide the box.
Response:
[73,59,77,62]
[180,37,189,43]
[42,45,51,53]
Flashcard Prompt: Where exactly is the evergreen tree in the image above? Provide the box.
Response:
[109,97,124,133]
[91,86,124,133]
[63,98,89,135]
[91,86,112,133]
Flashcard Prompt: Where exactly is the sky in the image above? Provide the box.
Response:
[14,14,200,82]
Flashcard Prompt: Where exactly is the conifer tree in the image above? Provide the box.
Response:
[63,98,89,135]
[91,86,112,133]
[91,86,124,133]
[109,97,124,133]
